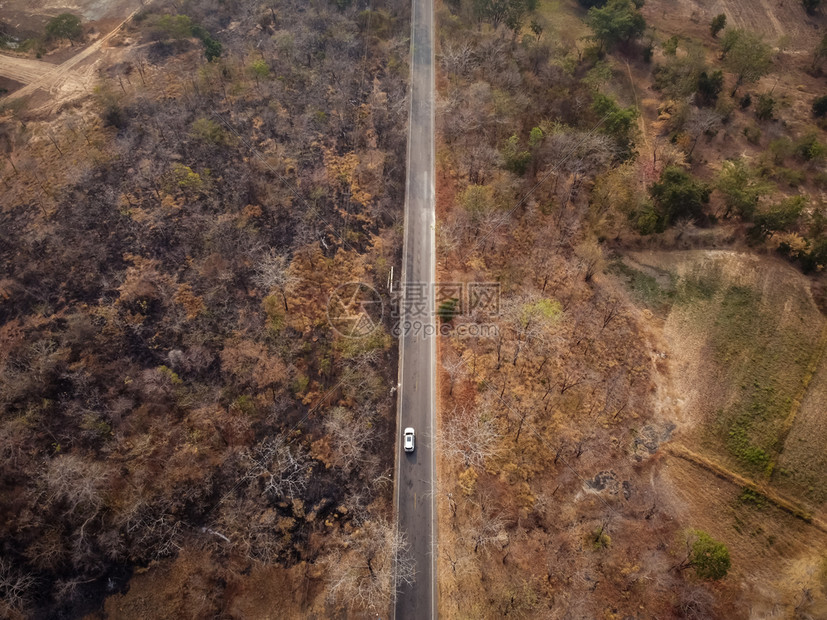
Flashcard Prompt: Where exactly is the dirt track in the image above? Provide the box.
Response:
[666,443,827,532]
[0,2,147,112]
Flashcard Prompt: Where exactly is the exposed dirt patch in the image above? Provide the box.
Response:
[2,5,144,114]
[0,75,24,95]
[659,455,827,618]
[611,248,827,613]
[643,0,826,51]
[1,0,139,35]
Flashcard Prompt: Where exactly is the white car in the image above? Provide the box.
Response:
[403,427,415,453]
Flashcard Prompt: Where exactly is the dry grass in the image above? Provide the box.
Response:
[642,0,826,52]
[613,249,827,616]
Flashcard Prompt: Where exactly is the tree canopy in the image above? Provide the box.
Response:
[710,13,726,38]
[474,0,538,29]
[586,0,647,52]
[688,531,731,580]
[45,13,83,45]
[592,93,639,158]
[649,166,710,228]
[716,158,772,218]
[721,29,773,96]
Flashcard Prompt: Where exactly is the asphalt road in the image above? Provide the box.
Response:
[393,0,436,617]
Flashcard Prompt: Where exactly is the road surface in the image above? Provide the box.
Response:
[394,0,436,617]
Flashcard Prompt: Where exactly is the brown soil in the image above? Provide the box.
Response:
[620,249,827,615]
[643,0,827,52]
[1,0,140,35]
[660,455,827,618]
[0,75,24,95]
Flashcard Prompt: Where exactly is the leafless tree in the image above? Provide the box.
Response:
[325,518,415,614]
[442,352,467,396]
[675,584,716,619]
[38,454,110,519]
[243,436,310,501]
[324,405,376,474]
[684,108,723,158]
[252,249,296,311]
[463,494,509,554]
[439,41,476,78]
[440,404,500,469]
[0,557,35,615]
[574,238,605,283]
[119,498,184,561]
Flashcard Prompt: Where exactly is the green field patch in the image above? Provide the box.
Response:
[704,285,815,474]
[608,260,676,311]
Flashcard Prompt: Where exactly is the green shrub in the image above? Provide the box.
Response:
[592,93,639,158]
[502,134,531,175]
[716,158,772,219]
[688,531,731,580]
[649,166,710,228]
[767,137,794,164]
[742,125,761,144]
[795,132,826,162]
[774,167,805,188]
[710,13,727,38]
[696,70,723,106]
[438,297,460,322]
[755,93,775,120]
[45,13,83,44]
[752,195,806,237]
[155,14,193,40]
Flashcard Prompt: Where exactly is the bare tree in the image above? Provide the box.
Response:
[442,352,467,396]
[325,518,415,614]
[684,108,723,158]
[0,557,35,616]
[440,404,500,468]
[252,250,296,311]
[574,238,604,283]
[324,405,376,473]
[38,454,111,519]
[243,436,310,501]
[462,494,509,554]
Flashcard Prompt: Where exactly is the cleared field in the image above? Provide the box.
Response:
[1,0,137,34]
[613,250,827,515]
[0,54,56,84]
[775,342,827,510]
[644,0,826,51]
[660,454,827,618]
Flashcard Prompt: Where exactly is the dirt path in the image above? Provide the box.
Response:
[1,3,147,111]
[665,443,827,533]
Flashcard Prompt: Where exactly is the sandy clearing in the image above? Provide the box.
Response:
[1,2,147,113]
[0,55,57,84]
